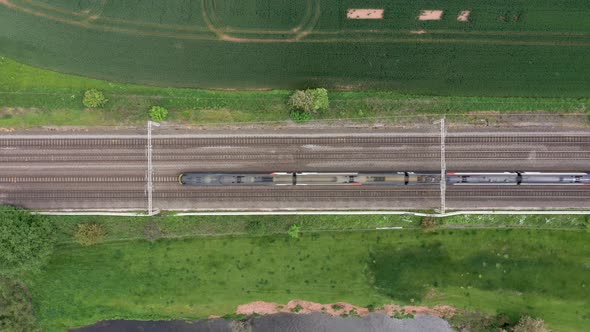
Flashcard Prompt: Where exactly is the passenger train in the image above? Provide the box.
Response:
[178,172,590,186]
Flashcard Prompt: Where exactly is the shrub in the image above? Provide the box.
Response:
[82,89,108,108]
[420,217,437,232]
[311,88,329,111]
[148,106,169,122]
[331,304,344,311]
[287,88,329,118]
[287,224,301,239]
[74,223,106,246]
[0,278,40,332]
[511,316,549,332]
[291,304,304,313]
[0,206,57,276]
[290,110,312,122]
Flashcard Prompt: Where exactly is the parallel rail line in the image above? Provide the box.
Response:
[0,176,178,183]
[2,151,590,162]
[2,135,590,148]
[3,189,589,200]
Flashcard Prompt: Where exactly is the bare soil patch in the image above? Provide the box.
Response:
[347,9,384,20]
[237,300,457,318]
[419,10,444,21]
[457,11,471,22]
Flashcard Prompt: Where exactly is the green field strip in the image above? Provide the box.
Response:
[23,228,590,331]
[1,0,589,95]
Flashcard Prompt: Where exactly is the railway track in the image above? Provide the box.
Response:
[3,151,590,163]
[0,176,178,183]
[3,189,589,200]
[2,135,590,148]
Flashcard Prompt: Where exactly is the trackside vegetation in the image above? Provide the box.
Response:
[0,209,587,331]
[26,225,590,332]
[0,57,588,127]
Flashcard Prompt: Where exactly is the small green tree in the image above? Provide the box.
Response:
[288,88,330,118]
[287,224,301,239]
[288,90,314,113]
[0,206,57,276]
[148,106,169,122]
[311,88,329,111]
[74,223,106,246]
[82,89,108,108]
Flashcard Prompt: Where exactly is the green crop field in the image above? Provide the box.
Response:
[0,0,589,96]
[25,228,590,331]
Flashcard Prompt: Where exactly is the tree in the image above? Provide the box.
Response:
[288,88,330,115]
[74,223,106,246]
[311,88,329,111]
[511,316,549,332]
[82,89,108,108]
[0,206,57,276]
[0,278,40,332]
[148,106,169,122]
[287,224,301,239]
[288,90,315,113]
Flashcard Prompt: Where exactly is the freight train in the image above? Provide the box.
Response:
[179,172,590,186]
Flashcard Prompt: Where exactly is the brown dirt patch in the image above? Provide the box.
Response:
[419,10,444,21]
[347,9,384,20]
[457,11,471,22]
[237,300,457,318]
[410,30,427,35]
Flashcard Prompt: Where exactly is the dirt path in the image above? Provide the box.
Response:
[237,300,456,318]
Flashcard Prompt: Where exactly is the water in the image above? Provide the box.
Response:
[71,313,453,332]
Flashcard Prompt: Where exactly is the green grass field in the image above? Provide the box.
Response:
[26,228,590,331]
[0,0,589,95]
[1,57,588,127]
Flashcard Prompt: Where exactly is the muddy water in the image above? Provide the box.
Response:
[71,313,453,332]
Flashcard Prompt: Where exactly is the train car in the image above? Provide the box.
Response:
[179,173,284,186]
[179,172,442,186]
[446,172,519,185]
[180,172,590,186]
[447,172,590,185]
[519,172,590,185]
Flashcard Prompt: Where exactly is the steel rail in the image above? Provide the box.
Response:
[0,176,177,183]
[3,135,590,148]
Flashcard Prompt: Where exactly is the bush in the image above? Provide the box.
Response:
[290,110,312,123]
[311,88,329,110]
[512,316,549,332]
[287,88,329,117]
[287,224,301,239]
[0,278,40,332]
[420,217,437,232]
[0,206,57,276]
[148,106,169,122]
[82,89,108,108]
[74,223,106,246]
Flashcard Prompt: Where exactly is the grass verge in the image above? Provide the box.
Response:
[44,213,589,244]
[1,57,588,127]
[25,227,590,332]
